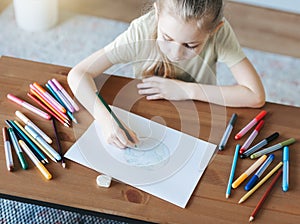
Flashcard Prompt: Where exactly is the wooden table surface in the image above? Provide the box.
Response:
[0,56,299,224]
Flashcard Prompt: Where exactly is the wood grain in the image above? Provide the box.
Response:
[0,56,299,223]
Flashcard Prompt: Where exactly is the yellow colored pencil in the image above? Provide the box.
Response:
[13,120,57,163]
[238,162,283,204]
[19,140,52,180]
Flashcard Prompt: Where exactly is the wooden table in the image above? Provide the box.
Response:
[0,56,299,223]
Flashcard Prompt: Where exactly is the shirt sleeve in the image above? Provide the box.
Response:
[215,19,246,67]
[104,11,155,65]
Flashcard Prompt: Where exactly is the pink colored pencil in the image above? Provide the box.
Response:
[52,78,80,111]
[7,93,51,120]
[27,93,70,127]
[33,82,66,113]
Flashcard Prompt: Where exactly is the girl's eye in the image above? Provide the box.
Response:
[162,34,199,49]
[162,35,172,41]
[183,44,198,49]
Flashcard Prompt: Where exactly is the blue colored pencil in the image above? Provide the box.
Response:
[5,120,48,164]
[226,144,240,198]
[282,146,289,192]
[244,154,275,191]
[45,83,78,124]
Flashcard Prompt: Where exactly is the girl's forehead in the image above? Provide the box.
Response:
[157,12,208,43]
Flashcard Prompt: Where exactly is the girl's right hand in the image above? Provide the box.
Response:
[101,117,139,149]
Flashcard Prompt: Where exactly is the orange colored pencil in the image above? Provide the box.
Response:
[33,82,66,113]
[29,86,70,123]
[249,169,283,222]
[27,93,70,127]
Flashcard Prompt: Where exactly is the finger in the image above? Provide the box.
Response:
[142,76,163,82]
[138,87,160,95]
[119,123,139,146]
[130,132,140,144]
[114,139,127,149]
[146,94,163,100]
[137,81,156,89]
[113,134,127,149]
[115,129,128,146]
[108,134,126,149]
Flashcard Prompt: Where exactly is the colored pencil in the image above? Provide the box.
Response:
[239,162,283,204]
[240,132,279,159]
[6,120,48,164]
[19,140,52,180]
[282,146,289,192]
[33,82,66,113]
[239,120,264,154]
[226,144,240,198]
[52,78,80,111]
[2,127,14,171]
[235,110,267,140]
[27,92,70,127]
[29,85,69,122]
[15,110,53,144]
[13,120,57,163]
[249,169,282,222]
[250,138,295,159]
[96,92,135,144]
[244,154,274,191]
[47,80,75,113]
[7,93,51,120]
[45,83,78,124]
[232,155,267,189]
[25,125,61,161]
[52,118,66,168]
[7,127,28,170]
[219,113,237,150]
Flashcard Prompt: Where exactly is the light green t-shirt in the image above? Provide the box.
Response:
[104,10,245,85]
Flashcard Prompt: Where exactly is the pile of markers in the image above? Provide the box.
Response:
[219,110,295,222]
[2,78,80,180]
[7,79,79,127]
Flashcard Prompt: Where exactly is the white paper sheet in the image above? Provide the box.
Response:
[64,106,216,208]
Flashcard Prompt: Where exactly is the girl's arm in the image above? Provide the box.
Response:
[137,57,266,108]
[67,49,138,148]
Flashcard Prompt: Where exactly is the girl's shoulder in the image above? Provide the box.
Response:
[214,18,236,41]
[131,10,155,26]
[128,10,156,39]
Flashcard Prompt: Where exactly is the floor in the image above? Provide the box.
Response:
[1,0,300,58]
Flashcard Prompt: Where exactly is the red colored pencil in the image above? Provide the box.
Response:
[29,85,70,122]
[249,169,283,222]
[27,93,70,127]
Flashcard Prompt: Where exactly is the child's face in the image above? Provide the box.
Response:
[156,12,209,62]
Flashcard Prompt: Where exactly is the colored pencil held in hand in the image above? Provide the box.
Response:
[96,91,136,145]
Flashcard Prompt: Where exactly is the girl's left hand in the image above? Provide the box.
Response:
[137,76,191,101]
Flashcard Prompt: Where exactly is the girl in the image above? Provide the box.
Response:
[67,0,265,148]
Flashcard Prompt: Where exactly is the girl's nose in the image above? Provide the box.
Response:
[170,42,184,61]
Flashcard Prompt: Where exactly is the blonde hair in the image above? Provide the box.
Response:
[142,0,224,78]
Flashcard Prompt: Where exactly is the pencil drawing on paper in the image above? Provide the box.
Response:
[125,137,170,167]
